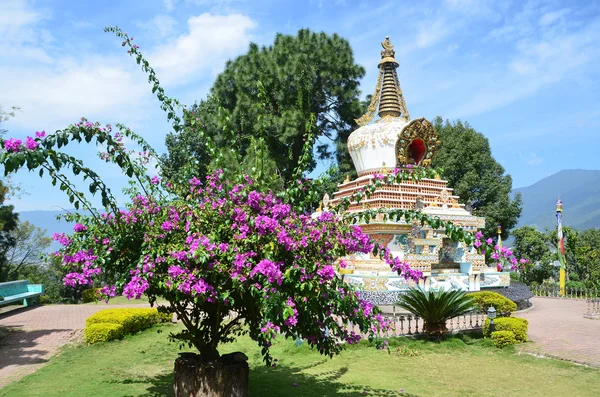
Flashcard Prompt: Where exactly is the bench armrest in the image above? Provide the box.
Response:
[27,284,45,294]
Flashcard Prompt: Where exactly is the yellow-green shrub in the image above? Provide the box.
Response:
[471,291,517,315]
[82,288,102,303]
[483,317,528,342]
[86,308,160,335]
[491,330,517,348]
[85,323,124,344]
[157,311,173,323]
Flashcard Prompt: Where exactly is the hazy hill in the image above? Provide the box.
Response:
[513,169,600,231]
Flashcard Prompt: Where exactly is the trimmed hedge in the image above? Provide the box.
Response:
[82,288,102,303]
[84,308,171,344]
[470,291,517,315]
[85,323,124,344]
[86,308,159,334]
[483,317,528,342]
[491,330,517,348]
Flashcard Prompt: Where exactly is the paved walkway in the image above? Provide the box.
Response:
[0,304,149,388]
[515,297,600,367]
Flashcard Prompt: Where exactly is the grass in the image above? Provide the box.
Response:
[84,295,167,305]
[1,324,599,397]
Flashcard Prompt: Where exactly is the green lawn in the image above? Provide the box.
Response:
[84,295,167,305]
[1,324,599,397]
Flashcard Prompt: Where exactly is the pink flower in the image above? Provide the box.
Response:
[25,137,39,150]
[73,223,87,232]
[151,175,160,185]
[486,238,493,245]
[35,131,46,138]
[3,138,22,152]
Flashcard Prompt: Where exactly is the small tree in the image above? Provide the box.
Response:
[396,288,474,340]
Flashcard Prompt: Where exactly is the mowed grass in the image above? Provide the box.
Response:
[1,324,599,397]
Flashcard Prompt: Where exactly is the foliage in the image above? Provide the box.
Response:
[82,287,102,303]
[513,226,600,288]
[491,330,517,348]
[483,317,528,342]
[4,221,52,280]
[84,323,124,344]
[0,180,18,282]
[396,288,474,339]
[431,117,522,239]
[470,291,517,315]
[162,29,365,186]
[86,308,163,335]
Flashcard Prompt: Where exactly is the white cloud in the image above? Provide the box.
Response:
[148,13,256,86]
[539,8,571,26]
[164,0,177,11]
[137,14,178,38]
[0,1,151,132]
[416,18,451,48]
[526,152,543,166]
[449,3,600,118]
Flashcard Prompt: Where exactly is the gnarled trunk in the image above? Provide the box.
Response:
[174,352,249,397]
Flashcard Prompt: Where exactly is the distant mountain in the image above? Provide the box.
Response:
[513,169,600,231]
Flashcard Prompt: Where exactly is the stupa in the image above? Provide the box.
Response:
[318,37,509,305]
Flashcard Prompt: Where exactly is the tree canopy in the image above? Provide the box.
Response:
[432,117,522,238]
[163,29,365,185]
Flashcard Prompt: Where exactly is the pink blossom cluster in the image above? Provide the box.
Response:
[473,231,529,271]
[2,131,45,153]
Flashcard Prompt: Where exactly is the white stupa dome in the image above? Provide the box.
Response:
[347,117,408,176]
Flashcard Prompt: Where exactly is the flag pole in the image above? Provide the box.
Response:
[556,197,566,297]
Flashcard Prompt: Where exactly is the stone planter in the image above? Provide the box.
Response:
[174,352,249,397]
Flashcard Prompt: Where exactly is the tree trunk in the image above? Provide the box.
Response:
[174,352,249,397]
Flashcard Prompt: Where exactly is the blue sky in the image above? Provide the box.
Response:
[1,0,599,212]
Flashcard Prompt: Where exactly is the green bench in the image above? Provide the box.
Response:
[0,280,44,307]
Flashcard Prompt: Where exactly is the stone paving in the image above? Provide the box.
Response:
[515,297,600,367]
[0,304,148,388]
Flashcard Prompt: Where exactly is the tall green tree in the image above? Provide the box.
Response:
[432,117,522,238]
[5,221,52,280]
[163,29,365,184]
[0,181,19,282]
[511,226,555,284]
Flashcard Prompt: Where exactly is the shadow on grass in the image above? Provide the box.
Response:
[118,361,417,397]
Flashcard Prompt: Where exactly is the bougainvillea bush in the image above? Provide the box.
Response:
[0,26,527,366]
[56,169,420,363]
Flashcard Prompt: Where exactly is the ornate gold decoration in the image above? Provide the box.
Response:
[452,198,461,209]
[392,68,410,121]
[343,174,350,184]
[380,162,388,174]
[317,201,322,212]
[440,189,450,204]
[355,71,382,126]
[354,36,410,125]
[395,117,440,168]
[434,173,441,180]
[322,193,330,208]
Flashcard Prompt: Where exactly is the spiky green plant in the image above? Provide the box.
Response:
[396,288,474,340]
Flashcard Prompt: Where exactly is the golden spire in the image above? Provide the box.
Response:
[355,36,410,126]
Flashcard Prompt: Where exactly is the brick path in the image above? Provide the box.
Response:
[0,304,148,388]
[515,297,600,367]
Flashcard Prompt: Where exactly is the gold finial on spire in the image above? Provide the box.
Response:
[343,174,350,184]
[354,36,410,126]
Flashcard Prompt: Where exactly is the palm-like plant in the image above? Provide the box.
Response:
[396,288,474,340]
